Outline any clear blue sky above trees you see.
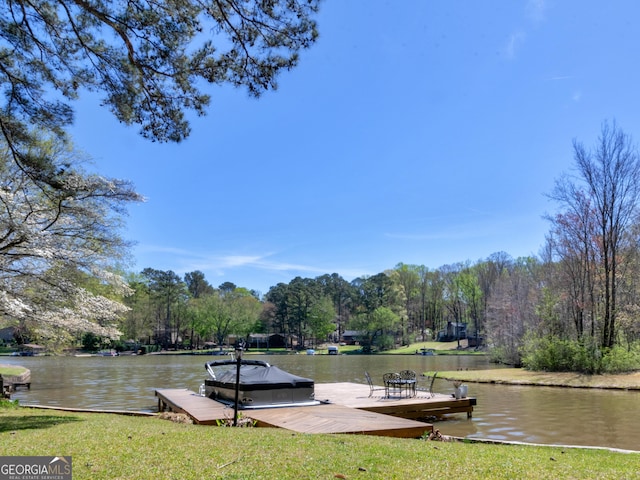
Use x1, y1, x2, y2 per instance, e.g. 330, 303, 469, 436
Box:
71, 0, 640, 294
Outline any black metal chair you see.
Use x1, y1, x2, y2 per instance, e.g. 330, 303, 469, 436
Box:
426, 371, 438, 398
383, 372, 402, 398
364, 371, 386, 397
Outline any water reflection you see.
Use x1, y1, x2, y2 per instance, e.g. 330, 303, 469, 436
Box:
4, 354, 640, 451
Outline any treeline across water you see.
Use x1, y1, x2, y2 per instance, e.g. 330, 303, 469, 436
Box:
115, 123, 640, 374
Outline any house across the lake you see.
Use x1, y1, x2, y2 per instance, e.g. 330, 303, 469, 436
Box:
437, 322, 467, 342
247, 333, 287, 349
341, 330, 362, 345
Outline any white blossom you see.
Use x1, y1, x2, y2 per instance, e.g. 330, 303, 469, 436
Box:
0, 135, 142, 338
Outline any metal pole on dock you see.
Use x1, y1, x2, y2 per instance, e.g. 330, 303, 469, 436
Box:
233, 344, 243, 426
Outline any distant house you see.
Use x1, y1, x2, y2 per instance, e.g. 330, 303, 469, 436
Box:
247, 333, 286, 349
341, 330, 362, 345
437, 322, 467, 342
18, 344, 45, 356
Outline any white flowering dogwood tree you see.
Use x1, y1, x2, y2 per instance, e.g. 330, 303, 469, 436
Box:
0, 134, 143, 340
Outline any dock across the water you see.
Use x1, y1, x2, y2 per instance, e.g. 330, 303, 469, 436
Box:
0, 367, 31, 398
155, 382, 475, 438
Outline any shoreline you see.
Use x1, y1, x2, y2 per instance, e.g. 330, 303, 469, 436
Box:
436, 367, 640, 390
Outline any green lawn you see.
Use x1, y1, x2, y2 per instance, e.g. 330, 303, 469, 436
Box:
387, 341, 479, 355
0, 404, 637, 479
435, 368, 640, 390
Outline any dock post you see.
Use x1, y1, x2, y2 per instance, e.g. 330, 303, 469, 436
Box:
233, 343, 243, 426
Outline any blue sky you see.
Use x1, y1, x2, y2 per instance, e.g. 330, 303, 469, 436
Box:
69, 0, 640, 295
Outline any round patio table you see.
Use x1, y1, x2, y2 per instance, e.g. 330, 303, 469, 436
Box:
383, 372, 416, 398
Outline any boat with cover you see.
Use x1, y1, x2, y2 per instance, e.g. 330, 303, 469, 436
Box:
204, 359, 318, 409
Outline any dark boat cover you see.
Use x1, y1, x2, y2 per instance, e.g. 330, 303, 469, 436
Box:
214, 365, 313, 391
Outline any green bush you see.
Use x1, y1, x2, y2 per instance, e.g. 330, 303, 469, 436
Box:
81, 332, 101, 352
521, 335, 599, 373
521, 335, 640, 373
488, 344, 522, 366
374, 334, 394, 351
488, 345, 508, 364
600, 343, 640, 373
0, 398, 19, 409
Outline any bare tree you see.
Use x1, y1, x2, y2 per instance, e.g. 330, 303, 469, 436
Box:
549, 121, 640, 347
485, 258, 541, 365
545, 189, 598, 339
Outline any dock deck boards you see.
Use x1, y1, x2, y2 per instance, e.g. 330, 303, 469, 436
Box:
315, 382, 476, 419
155, 381, 476, 438
248, 403, 431, 438
156, 388, 231, 425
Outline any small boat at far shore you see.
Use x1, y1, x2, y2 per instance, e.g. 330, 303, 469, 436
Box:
417, 348, 435, 356
203, 359, 318, 409
97, 349, 119, 356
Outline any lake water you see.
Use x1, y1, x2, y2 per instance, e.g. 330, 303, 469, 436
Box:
4, 353, 640, 452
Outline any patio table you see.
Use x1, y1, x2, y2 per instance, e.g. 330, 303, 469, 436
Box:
383, 372, 416, 398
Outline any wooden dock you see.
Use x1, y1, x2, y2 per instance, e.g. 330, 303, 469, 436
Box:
155, 388, 432, 438
156, 381, 475, 438
0, 368, 31, 398
0, 367, 31, 393
315, 382, 476, 419
156, 388, 230, 425
248, 403, 431, 438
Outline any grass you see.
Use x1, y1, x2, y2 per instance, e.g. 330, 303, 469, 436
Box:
0, 364, 28, 376
0, 404, 637, 479
387, 341, 480, 355
435, 368, 640, 390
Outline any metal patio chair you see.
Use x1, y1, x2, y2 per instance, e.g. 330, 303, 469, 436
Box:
383, 372, 402, 398
364, 371, 386, 397
426, 371, 438, 398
